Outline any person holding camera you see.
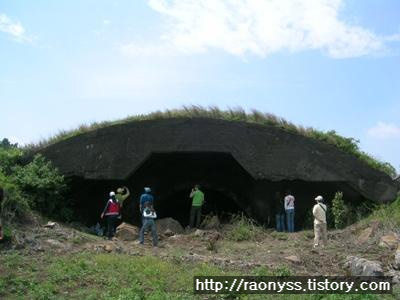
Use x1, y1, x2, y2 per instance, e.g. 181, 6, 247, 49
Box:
116, 186, 130, 208
189, 184, 204, 229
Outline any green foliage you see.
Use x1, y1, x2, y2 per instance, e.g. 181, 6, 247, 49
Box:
0, 140, 69, 224
0, 185, 31, 224
331, 191, 349, 229
13, 154, 68, 218
365, 194, 400, 230
0, 143, 23, 176
25, 106, 397, 177
227, 213, 263, 242
0, 138, 18, 149
270, 231, 288, 240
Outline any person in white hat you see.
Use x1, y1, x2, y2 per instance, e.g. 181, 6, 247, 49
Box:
312, 195, 327, 248
100, 191, 121, 240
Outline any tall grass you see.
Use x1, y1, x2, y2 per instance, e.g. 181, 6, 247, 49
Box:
25, 106, 397, 177
227, 213, 264, 242
365, 194, 400, 232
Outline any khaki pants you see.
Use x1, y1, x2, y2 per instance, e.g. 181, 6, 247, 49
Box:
314, 222, 327, 247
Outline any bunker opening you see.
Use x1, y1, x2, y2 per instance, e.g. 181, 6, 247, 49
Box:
66, 152, 368, 229
124, 152, 255, 226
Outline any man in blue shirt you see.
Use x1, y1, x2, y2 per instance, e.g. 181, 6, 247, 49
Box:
139, 187, 154, 223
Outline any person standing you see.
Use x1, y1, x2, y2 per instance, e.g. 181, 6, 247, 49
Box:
139, 202, 158, 246
274, 192, 285, 232
313, 195, 327, 248
140, 187, 154, 222
284, 190, 295, 232
116, 186, 130, 208
100, 191, 121, 240
189, 185, 204, 229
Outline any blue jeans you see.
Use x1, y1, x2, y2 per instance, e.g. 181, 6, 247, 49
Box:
139, 219, 158, 246
285, 209, 295, 232
275, 213, 285, 232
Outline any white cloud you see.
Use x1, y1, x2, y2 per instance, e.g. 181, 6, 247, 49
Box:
103, 19, 111, 26
368, 122, 400, 139
0, 13, 32, 43
147, 0, 398, 58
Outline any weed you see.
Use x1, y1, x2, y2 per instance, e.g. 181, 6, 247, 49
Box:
332, 191, 348, 229
227, 213, 263, 242
271, 231, 289, 240
363, 194, 400, 233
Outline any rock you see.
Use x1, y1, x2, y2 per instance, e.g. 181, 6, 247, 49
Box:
194, 229, 205, 237
345, 256, 384, 276
104, 244, 113, 253
44, 221, 57, 229
379, 233, 399, 249
163, 229, 175, 237
356, 221, 381, 245
394, 250, 400, 270
45, 239, 63, 248
194, 229, 221, 241
156, 218, 184, 235
386, 270, 400, 284
115, 223, 139, 241
284, 255, 301, 264
356, 227, 374, 245
201, 215, 221, 230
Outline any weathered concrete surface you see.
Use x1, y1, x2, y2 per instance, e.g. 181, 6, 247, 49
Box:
41, 118, 397, 203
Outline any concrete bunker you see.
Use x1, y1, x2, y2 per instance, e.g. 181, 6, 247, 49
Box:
40, 117, 398, 228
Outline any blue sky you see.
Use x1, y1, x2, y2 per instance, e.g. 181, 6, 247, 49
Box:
1, 0, 399, 173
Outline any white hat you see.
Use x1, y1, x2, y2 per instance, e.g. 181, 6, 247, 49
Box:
144, 187, 151, 192
109, 191, 116, 197
315, 195, 323, 201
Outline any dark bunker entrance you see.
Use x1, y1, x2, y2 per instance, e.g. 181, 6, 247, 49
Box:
67, 153, 368, 229
124, 152, 255, 227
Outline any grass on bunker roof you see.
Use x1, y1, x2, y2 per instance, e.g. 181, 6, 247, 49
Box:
25, 105, 396, 177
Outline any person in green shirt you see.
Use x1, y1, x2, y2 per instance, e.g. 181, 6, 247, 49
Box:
116, 186, 130, 208
189, 184, 204, 229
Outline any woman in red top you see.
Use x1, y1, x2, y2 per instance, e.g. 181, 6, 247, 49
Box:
101, 191, 120, 240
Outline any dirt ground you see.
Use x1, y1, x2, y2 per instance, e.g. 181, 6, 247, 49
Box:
1, 219, 395, 277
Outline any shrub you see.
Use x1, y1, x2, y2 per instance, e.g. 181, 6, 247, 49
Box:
0, 140, 69, 223
227, 213, 263, 241
12, 154, 69, 220
0, 185, 31, 225
366, 194, 400, 231
332, 191, 349, 229
0, 143, 23, 175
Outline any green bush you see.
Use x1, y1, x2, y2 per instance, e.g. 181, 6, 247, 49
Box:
13, 154, 68, 218
365, 194, 400, 230
0, 185, 31, 224
227, 213, 263, 241
332, 191, 349, 229
0, 140, 69, 223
